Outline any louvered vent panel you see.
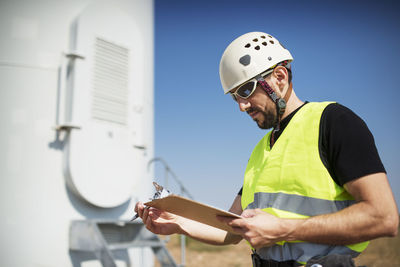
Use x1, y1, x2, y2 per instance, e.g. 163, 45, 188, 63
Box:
92, 37, 129, 125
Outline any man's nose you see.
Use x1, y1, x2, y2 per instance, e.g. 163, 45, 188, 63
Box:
237, 97, 251, 112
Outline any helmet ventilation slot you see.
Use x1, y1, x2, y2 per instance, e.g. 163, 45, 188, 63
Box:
245, 35, 274, 50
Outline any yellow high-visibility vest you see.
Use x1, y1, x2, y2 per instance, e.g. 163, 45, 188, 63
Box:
241, 102, 368, 264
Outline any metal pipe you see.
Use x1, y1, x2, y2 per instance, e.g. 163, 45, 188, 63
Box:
147, 157, 195, 267
147, 157, 194, 200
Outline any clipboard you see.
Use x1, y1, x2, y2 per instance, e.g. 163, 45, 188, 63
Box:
145, 194, 241, 233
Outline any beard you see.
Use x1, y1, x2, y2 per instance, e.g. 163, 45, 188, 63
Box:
248, 106, 277, 130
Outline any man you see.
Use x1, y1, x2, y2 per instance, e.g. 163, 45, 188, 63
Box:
135, 32, 398, 266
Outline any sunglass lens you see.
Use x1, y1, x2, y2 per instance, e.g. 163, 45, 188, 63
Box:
237, 82, 256, 98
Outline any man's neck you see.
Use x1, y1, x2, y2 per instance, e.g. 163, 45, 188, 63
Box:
281, 89, 303, 120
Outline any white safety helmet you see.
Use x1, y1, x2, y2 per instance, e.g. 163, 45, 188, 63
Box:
219, 32, 293, 94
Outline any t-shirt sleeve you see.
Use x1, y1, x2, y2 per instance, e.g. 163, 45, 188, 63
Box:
320, 103, 386, 186
238, 187, 243, 196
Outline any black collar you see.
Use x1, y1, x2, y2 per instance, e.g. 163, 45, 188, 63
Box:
271, 101, 309, 146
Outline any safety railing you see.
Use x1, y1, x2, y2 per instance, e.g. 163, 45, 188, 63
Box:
148, 157, 194, 267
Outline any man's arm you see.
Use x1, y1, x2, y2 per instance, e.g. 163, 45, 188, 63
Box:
286, 172, 398, 243
219, 173, 398, 249
136, 194, 243, 246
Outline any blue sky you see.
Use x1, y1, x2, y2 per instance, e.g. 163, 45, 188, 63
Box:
154, 0, 400, 210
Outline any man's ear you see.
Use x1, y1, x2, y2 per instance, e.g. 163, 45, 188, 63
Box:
273, 66, 289, 93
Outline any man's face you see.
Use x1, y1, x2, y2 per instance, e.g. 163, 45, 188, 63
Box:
232, 85, 278, 130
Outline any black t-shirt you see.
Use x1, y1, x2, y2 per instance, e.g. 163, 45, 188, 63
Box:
238, 102, 385, 195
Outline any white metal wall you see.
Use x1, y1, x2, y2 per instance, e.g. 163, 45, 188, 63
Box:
0, 0, 154, 266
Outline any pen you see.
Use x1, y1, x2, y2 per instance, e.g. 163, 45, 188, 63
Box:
130, 213, 139, 221
130, 182, 170, 221
130, 206, 150, 221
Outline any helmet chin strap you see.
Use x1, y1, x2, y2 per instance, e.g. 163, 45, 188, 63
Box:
255, 76, 291, 119
256, 77, 292, 146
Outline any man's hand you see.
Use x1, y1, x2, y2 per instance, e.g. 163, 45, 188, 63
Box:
218, 209, 291, 249
135, 202, 182, 235
135, 199, 244, 246
218, 173, 398, 249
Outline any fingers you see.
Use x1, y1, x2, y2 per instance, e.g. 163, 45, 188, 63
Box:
217, 216, 248, 234
135, 202, 143, 216
137, 204, 156, 232
217, 216, 246, 228
217, 216, 259, 247
134, 202, 149, 222
144, 210, 155, 231
134, 202, 140, 212
241, 209, 257, 218
135, 202, 175, 235
142, 206, 151, 222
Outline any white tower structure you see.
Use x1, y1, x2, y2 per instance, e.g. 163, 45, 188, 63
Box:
0, 1, 176, 266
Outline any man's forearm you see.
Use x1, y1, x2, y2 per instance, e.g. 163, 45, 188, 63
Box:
219, 173, 398, 249
284, 199, 398, 245
178, 217, 242, 245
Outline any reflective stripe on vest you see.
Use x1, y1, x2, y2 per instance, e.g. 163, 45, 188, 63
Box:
241, 102, 369, 263
256, 242, 360, 264
246, 192, 355, 217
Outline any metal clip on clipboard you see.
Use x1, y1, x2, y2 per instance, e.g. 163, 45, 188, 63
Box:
130, 182, 171, 221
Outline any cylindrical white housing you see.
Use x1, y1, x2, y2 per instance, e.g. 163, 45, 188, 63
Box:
0, 0, 155, 266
